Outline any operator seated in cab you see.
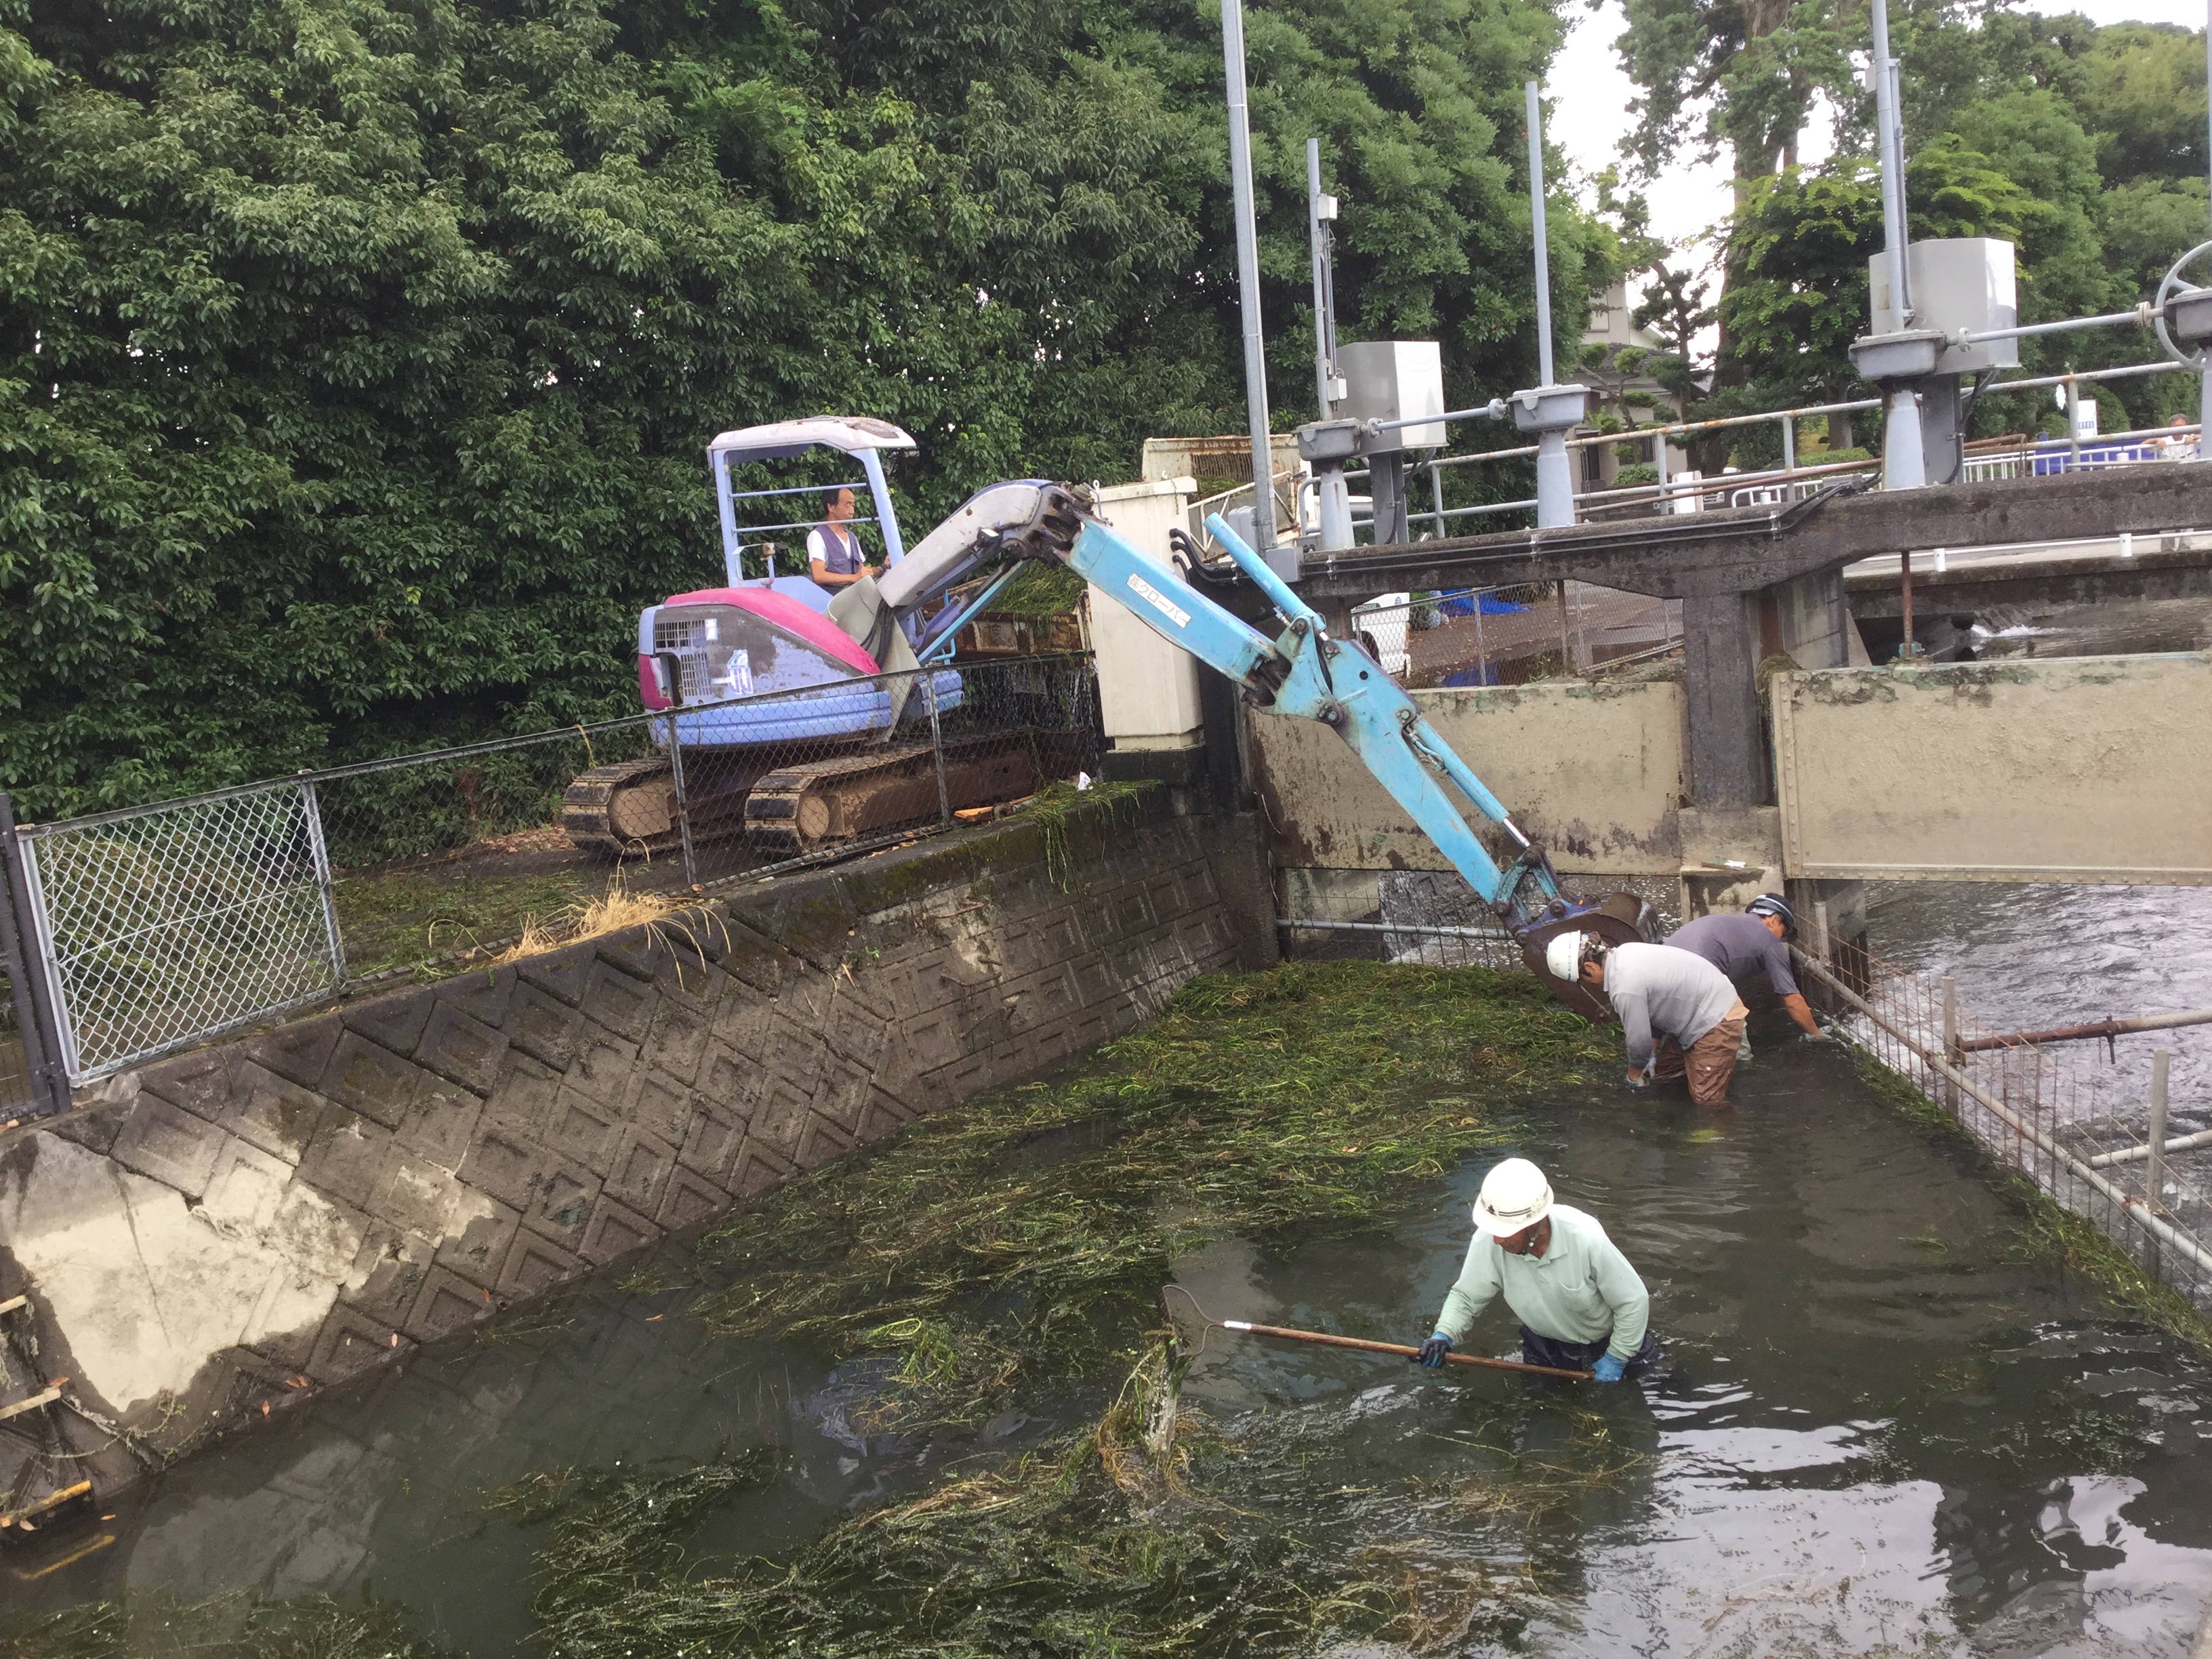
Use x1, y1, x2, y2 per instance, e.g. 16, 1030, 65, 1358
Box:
1414, 1157, 1658, 1382
1547, 930, 1748, 1107
808, 486, 880, 589
1664, 894, 1826, 1061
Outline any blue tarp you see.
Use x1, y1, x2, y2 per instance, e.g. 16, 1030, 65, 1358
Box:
1437, 592, 1530, 618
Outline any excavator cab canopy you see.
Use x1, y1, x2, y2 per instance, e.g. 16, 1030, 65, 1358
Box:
706, 418, 919, 611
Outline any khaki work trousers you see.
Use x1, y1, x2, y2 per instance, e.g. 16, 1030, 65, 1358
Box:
1653, 1000, 1750, 1106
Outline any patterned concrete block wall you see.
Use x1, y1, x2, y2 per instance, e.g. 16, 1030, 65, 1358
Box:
0, 806, 1273, 1507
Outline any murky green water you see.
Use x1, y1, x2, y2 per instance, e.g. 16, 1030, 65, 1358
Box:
14, 1010, 2212, 1655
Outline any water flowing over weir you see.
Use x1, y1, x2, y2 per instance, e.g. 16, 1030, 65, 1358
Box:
11, 963, 2212, 1656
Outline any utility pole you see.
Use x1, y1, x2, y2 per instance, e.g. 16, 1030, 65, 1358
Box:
1510, 80, 1589, 529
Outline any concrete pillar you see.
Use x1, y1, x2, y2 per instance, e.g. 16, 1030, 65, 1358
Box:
1681, 591, 1766, 808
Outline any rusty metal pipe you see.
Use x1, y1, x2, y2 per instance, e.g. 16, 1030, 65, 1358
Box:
1957, 1007, 2212, 1052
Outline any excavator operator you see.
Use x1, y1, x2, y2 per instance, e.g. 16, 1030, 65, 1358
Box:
808, 487, 879, 588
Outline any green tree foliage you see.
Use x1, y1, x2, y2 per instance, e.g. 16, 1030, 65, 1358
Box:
1617, 1, 2212, 456
0, 0, 1608, 817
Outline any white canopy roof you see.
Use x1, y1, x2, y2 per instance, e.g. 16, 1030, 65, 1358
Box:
705, 417, 917, 466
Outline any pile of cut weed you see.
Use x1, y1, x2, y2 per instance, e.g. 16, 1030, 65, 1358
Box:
695, 960, 1608, 1429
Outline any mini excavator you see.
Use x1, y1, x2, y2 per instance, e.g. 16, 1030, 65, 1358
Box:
561, 417, 1652, 1011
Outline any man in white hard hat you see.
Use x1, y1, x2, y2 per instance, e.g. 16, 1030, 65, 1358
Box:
1544, 930, 1748, 1107
1414, 1156, 1657, 1382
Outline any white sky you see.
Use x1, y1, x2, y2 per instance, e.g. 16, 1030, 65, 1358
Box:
1548, 0, 2211, 339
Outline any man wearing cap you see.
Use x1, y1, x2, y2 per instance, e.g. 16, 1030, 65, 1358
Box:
1545, 931, 1748, 1107
1664, 895, 1824, 1058
1414, 1157, 1658, 1382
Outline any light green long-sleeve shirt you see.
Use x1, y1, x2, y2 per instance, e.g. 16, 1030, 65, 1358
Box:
1433, 1204, 1650, 1359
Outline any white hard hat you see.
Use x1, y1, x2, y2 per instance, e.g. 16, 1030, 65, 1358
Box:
1474, 1157, 1555, 1237
1543, 931, 1586, 981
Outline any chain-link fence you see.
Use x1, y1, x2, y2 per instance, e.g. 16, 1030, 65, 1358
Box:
9, 655, 1100, 1086
1349, 583, 1683, 691
1793, 933, 2212, 1307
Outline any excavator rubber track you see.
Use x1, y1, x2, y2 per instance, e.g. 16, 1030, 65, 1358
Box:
562, 754, 776, 859
745, 731, 1091, 853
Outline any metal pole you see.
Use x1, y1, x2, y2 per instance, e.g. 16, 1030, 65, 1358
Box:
0, 793, 66, 1117
1780, 413, 1796, 484
924, 672, 952, 826
1308, 138, 1333, 418
1222, 0, 1277, 556
1872, 23, 1910, 327
1898, 547, 1913, 659
2068, 375, 2082, 472
2146, 1048, 2171, 1214
298, 779, 348, 991
1473, 600, 1487, 684
1942, 975, 1960, 1112
664, 724, 699, 890
1525, 80, 1556, 388
1429, 459, 1445, 537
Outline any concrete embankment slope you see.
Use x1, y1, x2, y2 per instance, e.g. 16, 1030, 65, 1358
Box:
0, 803, 1273, 1504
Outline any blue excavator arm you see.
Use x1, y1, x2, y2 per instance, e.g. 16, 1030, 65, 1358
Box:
1061, 510, 1571, 933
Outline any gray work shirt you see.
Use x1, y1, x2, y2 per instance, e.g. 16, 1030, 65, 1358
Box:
1434, 1204, 1650, 1359
1602, 941, 1742, 1068
1666, 913, 1798, 998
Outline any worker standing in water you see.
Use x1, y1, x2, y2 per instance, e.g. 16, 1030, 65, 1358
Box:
1414, 1157, 1658, 1382
1665, 894, 1825, 1062
807, 486, 879, 589
1547, 932, 1748, 1107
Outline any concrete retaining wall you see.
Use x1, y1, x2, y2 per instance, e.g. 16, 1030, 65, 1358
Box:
0, 805, 1273, 1504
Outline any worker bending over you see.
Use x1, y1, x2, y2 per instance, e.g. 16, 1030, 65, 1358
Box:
1665, 894, 1824, 1056
1415, 1158, 1658, 1382
1547, 932, 1748, 1107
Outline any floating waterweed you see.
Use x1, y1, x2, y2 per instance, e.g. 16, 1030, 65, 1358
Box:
692, 961, 1609, 1431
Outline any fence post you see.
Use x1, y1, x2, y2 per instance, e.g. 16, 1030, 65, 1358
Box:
1780, 412, 1796, 487
1429, 460, 1446, 538
663, 722, 701, 890
298, 778, 348, 992
2147, 1048, 2171, 1217
922, 671, 952, 825
0, 793, 71, 1117
1941, 975, 1960, 1115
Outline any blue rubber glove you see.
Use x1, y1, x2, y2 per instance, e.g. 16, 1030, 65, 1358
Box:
1414, 1332, 1453, 1368
1591, 1352, 1626, 1383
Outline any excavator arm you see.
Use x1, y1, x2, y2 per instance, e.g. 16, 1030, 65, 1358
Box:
1057, 503, 1567, 933
834, 478, 1651, 993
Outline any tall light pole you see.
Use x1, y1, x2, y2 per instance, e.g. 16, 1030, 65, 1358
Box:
1221, 0, 1282, 568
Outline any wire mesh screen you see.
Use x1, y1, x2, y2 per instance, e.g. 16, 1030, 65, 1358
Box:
1799, 937, 2212, 1309
20, 784, 342, 1080
1351, 583, 1683, 691
11, 655, 1100, 1083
